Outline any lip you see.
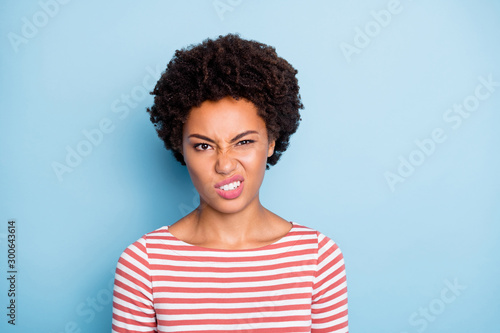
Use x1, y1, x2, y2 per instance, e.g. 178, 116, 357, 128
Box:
214, 174, 244, 200
214, 174, 244, 188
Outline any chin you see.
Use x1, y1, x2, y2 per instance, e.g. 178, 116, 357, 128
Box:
200, 194, 255, 215
208, 201, 247, 215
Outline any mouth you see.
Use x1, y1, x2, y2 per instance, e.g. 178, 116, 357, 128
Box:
214, 175, 244, 200
217, 180, 242, 191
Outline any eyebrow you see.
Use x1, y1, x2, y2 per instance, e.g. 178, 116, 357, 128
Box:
188, 130, 259, 143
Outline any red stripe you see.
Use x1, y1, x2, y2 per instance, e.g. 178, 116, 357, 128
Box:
113, 301, 153, 318
154, 269, 314, 284
312, 300, 348, 320
312, 319, 349, 332
118, 253, 151, 284
314, 263, 346, 293
155, 303, 311, 315
113, 290, 153, 313
154, 281, 312, 294
115, 267, 150, 295
124, 242, 149, 268
112, 323, 155, 333
314, 281, 348, 305
112, 312, 156, 328
155, 292, 313, 304
150, 258, 316, 273
113, 278, 152, 306
158, 314, 312, 326
148, 245, 318, 263
156, 327, 312, 333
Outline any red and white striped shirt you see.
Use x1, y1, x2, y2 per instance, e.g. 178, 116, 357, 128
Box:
112, 222, 348, 332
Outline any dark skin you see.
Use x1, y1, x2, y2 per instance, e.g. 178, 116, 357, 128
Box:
168, 96, 292, 250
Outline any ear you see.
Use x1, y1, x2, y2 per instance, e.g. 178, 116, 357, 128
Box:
267, 140, 276, 157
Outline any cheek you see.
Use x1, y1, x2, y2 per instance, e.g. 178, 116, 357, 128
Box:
186, 164, 211, 200
184, 154, 206, 185
184, 154, 218, 198
238, 146, 269, 172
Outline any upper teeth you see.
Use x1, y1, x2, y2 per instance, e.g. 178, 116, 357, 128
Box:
220, 181, 241, 191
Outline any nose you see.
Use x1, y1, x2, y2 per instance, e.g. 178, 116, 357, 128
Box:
215, 151, 236, 175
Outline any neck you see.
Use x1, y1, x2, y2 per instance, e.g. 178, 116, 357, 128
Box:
191, 195, 271, 249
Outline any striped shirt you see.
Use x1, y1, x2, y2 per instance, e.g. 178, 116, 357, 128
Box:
112, 222, 348, 332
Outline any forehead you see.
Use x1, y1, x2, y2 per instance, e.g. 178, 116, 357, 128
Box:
183, 97, 266, 135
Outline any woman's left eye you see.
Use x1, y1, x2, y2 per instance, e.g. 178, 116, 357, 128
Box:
237, 140, 254, 146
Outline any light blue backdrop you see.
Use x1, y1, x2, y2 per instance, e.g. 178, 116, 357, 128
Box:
1, 0, 499, 332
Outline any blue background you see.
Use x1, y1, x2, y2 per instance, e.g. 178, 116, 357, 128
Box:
1, 0, 499, 332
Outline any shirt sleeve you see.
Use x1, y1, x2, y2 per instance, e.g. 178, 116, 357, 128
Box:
111, 236, 157, 332
311, 232, 349, 333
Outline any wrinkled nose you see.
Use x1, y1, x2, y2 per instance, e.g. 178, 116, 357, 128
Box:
215, 151, 236, 175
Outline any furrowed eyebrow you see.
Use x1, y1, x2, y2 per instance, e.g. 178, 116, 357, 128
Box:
188, 130, 258, 144
188, 134, 215, 143
230, 130, 258, 143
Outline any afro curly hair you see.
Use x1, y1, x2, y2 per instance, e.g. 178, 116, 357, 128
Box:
147, 33, 303, 169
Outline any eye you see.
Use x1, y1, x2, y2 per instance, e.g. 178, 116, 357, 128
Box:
236, 139, 255, 146
194, 143, 212, 151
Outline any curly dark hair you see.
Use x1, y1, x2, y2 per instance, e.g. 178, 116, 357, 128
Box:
147, 33, 303, 168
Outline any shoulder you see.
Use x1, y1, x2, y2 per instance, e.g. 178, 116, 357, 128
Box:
291, 222, 344, 257
290, 222, 336, 243
118, 225, 171, 258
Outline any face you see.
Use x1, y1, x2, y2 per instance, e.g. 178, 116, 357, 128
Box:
182, 96, 275, 215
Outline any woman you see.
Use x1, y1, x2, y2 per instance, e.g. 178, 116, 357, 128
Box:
112, 34, 348, 332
